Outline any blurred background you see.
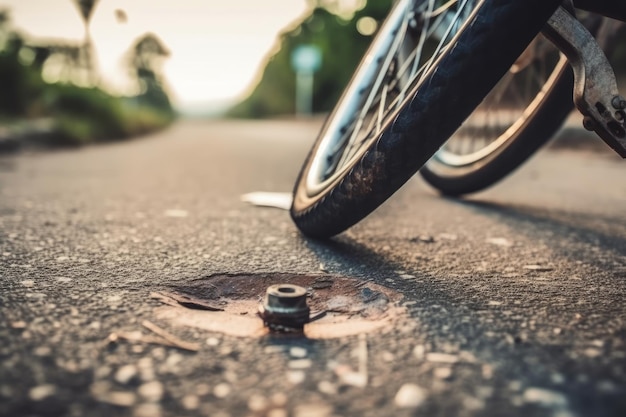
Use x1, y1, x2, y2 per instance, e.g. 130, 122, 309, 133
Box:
0, 0, 393, 149
0, 0, 624, 150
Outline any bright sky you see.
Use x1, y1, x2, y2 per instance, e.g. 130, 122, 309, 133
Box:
0, 0, 310, 108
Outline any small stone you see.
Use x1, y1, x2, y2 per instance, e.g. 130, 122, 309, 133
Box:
206, 337, 220, 347
317, 381, 337, 395
29, 384, 56, 401
181, 395, 200, 410
133, 403, 162, 417
583, 348, 601, 358
289, 347, 308, 358
410, 235, 434, 243
287, 371, 306, 385
288, 359, 312, 369
11, 321, 27, 329
268, 409, 288, 417
248, 394, 268, 412
56, 277, 72, 283
486, 238, 512, 247
523, 265, 554, 272
413, 345, 426, 360
213, 383, 231, 398
20, 280, 35, 288
33, 346, 52, 357
103, 391, 137, 407
523, 387, 568, 407
339, 372, 367, 388
394, 383, 427, 409
294, 403, 332, 417
138, 381, 164, 402
433, 367, 453, 380
164, 209, 188, 218
115, 365, 138, 385
426, 353, 458, 364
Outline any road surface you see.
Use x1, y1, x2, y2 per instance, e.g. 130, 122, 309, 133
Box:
0, 119, 625, 417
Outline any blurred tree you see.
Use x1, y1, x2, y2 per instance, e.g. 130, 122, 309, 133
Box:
228, 0, 392, 118
72, 0, 100, 85
126, 33, 173, 113
0, 10, 44, 116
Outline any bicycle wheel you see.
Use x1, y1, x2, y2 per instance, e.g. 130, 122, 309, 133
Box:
291, 0, 562, 238
419, 36, 574, 196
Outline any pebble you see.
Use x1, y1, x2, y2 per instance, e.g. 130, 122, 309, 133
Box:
213, 383, 231, 398
33, 346, 52, 357
287, 371, 306, 385
433, 367, 453, 380
115, 365, 138, 385
426, 353, 458, 364
267, 409, 288, 417
133, 403, 162, 417
289, 347, 308, 358
522, 387, 568, 407
20, 280, 35, 288
164, 209, 188, 218
138, 381, 164, 402
486, 237, 512, 247
523, 265, 554, 272
181, 395, 200, 410
294, 403, 332, 417
394, 383, 427, 409
29, 384, 56, 401
288, 359, 312, 369
248, 394, 268, 412
103, 391, 137, 407
413, 345, 426, 360
318, 381, 338, 395
206, 337, 220, 347
339, 372, 367, 388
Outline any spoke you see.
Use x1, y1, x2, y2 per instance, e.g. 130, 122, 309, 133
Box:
418, 0, 469, 85
334, 11, 411, 171
425, 0, 459, 18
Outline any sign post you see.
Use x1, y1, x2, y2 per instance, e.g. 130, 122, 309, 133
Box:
291, 45, 322, 117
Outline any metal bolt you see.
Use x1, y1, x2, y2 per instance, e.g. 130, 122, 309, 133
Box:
612, 96, 626, 110
258, 284, 311, 333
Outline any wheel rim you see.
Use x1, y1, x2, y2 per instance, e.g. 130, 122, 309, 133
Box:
305, 0, 482, 197
431, 35, 567, 168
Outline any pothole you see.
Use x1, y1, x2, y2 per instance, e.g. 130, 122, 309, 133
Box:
152, 273, 406, 339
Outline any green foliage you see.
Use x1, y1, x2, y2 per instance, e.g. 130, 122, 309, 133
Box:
0, 10, 175, 148
228, 0, 393, 118
43, 83, 174, 146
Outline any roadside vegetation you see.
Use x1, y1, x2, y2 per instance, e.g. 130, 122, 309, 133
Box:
0, 2, 175, 150
227, 0, 393, 118
228, 0, 626, 119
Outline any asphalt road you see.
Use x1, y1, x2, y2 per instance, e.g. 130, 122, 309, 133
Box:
1, 119, 625, 417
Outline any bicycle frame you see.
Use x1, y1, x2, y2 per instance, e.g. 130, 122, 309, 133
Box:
543, 3, 626, 157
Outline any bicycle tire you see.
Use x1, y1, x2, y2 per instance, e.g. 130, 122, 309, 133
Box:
291, 0, 562, 238
420, 58, 575, 196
